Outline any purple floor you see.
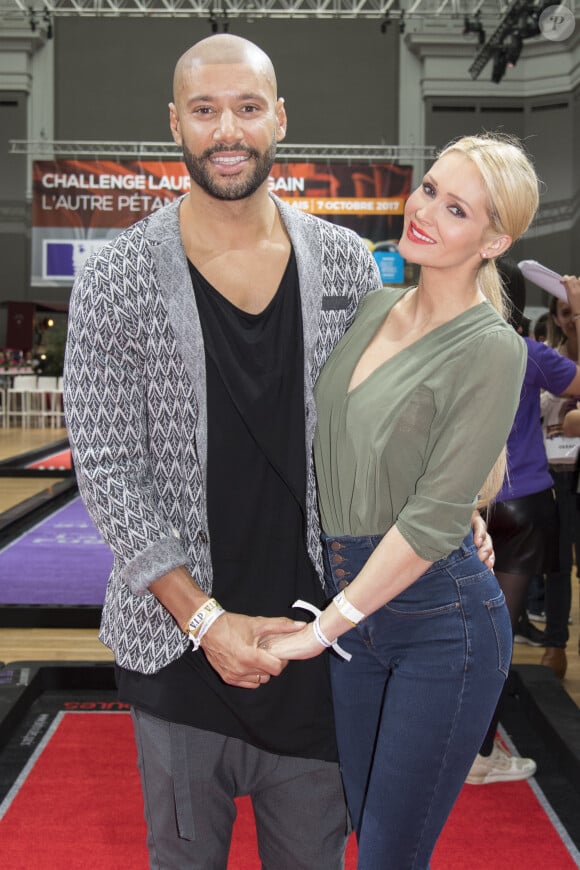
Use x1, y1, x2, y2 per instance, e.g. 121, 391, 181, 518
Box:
0, 497, 113, 605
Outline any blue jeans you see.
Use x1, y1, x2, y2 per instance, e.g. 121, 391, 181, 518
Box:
322, 532, 512, 870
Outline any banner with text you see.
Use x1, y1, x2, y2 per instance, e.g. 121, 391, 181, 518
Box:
32, 159, 412, 285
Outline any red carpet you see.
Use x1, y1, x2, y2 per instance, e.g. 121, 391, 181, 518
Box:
0, 712, 577, 869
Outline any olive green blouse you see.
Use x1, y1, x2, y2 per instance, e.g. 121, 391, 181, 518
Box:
313, 287, 526, 562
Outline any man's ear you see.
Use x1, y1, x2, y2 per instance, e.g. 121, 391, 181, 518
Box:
169, 103, 182, 146
275, 97, 287, 143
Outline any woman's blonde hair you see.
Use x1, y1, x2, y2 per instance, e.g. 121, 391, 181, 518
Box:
438, 134, 540, 505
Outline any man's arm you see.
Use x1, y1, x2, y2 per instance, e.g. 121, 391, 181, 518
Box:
150, 566, 306, 689
65, 254, 304, 685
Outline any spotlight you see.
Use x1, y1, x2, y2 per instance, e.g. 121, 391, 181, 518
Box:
517, 10, 540, 37
463, 13, 486, 46
43, 9, 53, 39
504, 31, 523, 66
469, 0, 550, 82
491, 47, 508, 84
380, 13, 391, 34
28, 8, 37, 32
517, 1, 553, 38
246, 0, 257, 24
208, 8, 229, 33
399, 11, 406, 34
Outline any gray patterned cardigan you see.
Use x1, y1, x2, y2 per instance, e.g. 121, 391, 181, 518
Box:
64, 195, 382, 674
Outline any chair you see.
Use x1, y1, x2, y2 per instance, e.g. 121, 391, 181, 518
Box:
50, 376, 65, 428
0, 377, 7, 427
7, 374, 38, 427
31, 376, 58, 427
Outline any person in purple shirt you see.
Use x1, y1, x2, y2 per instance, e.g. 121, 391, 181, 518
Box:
467, 258, 580, 785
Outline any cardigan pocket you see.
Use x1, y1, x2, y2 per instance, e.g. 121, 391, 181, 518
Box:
321, 294, 351, 311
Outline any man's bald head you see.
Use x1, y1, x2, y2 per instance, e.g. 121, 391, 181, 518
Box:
168, 34, 286, 202
173, 34, 278, 103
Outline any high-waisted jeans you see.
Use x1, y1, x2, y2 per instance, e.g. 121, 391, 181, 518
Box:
322, 531, 512, 870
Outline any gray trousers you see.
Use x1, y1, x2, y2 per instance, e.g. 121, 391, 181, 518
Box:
131, 708, 349, 870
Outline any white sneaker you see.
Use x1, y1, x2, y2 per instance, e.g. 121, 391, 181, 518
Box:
466, 741, 536, 785
527, 610, 546, 623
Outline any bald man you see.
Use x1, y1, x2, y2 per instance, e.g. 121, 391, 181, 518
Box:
65, 33, 381, 868
65, 34, 490, 868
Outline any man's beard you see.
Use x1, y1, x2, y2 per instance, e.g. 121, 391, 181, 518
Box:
182, 139, 277, 201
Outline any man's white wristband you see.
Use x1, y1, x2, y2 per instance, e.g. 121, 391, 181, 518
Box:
183, 598, 225, 651
332, 591, 365, 627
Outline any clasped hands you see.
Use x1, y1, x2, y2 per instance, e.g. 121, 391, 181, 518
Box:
201, 511, 494, 689
199, 609, 315, 690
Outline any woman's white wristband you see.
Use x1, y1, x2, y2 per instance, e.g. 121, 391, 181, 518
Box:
333, 591, 365, 626
312, 614, 334, 648
292, 599, 352, 662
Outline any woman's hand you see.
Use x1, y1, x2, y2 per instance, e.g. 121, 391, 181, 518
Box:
471, 510, 495, 570
562, 275, 580, 314
259, 623, 325, 661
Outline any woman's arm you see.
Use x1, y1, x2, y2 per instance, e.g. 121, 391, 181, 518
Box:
265, 331, 527, 658
560, 276, 580, 394
265, 328, 525, 661
562, 405, 580, 437
262, 525, 430, 660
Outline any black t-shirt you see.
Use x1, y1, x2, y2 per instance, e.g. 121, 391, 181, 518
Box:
116, 249, 337, 762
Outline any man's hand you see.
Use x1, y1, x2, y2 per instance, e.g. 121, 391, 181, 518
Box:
471, 510, 495, 570
200, 613, 306, 689
148, 567, 307, 689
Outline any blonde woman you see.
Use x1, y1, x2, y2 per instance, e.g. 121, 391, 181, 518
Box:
264, 134, 539, 869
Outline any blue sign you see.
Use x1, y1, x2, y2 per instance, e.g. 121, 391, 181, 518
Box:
45, 242, 75, 279
373, 250, 404, 284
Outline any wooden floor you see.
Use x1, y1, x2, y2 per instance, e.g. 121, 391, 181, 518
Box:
0, 427, 579, 711
0, 426, 69, 513
0, 426, 68, 462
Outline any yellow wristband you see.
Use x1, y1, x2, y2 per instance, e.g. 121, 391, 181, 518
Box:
183, 598, 225, 650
